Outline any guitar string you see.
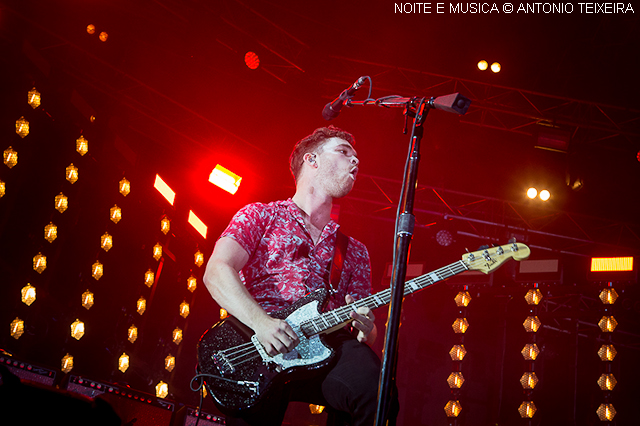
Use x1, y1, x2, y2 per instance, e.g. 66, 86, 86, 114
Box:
218, 250, 519, 368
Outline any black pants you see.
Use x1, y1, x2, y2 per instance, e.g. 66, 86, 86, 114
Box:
225, 330, 393, 426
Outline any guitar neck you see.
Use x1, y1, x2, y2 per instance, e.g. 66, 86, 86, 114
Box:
300, 260, 468, 337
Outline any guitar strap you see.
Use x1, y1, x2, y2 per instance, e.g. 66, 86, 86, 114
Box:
327, 230, 349, 295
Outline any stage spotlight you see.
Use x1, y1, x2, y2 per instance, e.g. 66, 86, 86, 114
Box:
209, 164, 242, 195
491, 62, 501, 73
21, 284, 36, 306
99, 31, 108, 42
188, 210, 208, 239
309, 405, 325, 415
591, 257, 633, 272
245, 51, 260, 70
87, 24, 96, 34
154, 174, 176, 205
435, 229, 453, 247
220, 308, 228, 319
526, 187, 537, 199
539, 189, 550, 201
477, 60, 488, 71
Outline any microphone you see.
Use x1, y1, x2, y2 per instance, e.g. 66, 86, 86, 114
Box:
322, 76, 367, 120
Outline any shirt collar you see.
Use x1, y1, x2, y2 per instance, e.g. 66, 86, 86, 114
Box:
283, 198, 340, 242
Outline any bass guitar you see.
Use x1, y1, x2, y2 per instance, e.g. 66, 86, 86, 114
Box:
197, 241, 530, 414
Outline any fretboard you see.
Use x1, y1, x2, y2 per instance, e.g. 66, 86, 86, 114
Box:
300, 260, 468, 337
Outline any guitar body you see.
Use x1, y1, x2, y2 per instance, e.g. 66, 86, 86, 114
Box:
196, 242, 531, 415
197, 289, 335, 415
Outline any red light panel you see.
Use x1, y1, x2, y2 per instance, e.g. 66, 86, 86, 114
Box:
154, 174, 175, 205
209, 164, 242, 195
591, 257, 633, 272
188, 210, 207, 239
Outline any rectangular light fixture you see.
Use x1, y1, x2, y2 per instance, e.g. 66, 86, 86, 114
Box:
154, 174, 175, 205
209, 164, 242, 195
591, 257, 634, 272
188, 210, 207, 239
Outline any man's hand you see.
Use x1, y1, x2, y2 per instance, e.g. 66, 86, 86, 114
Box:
346, 294, 377, 344
253, 316, 300, 356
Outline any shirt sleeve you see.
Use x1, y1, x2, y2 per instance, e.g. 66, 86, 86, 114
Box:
343, 237, 373, 300
219, 202, 269, 258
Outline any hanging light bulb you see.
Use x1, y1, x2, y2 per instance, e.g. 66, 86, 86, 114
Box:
101, 233, 113, 252
92, 261, 103, 280
449, 345, 467, 361
10, 317, 24, 339
179, 301, 190, 318
194, 250, 204, 267
128, 325, 138, 343
599, 288, 619, 304
153, 243, 163, 261
44, 222, 58, 243
598, 316, 618, 332
452, 318, 469, 334
523, 316, 541, 332
165, 354, 176, 372
309, 404, 325, 415
598, 344, 617, 361
61, 354, 74, 373
220, 308, 228, 320
4, 146, 18, 168
447, 372, 465, 389
70, 319, 85, 340
55, 193, 69, 213
444, 400, 462, 417
66, 164, 79, 184
33, 253, 47, 274
137, 297, 146, 315
21, 284, 36, 306
76, 135, 88, 156
156, 381, 168, 399
518, 401, 536, 418
118, 353, 130, 373
110, 204, 122, 223
0, 180, 5, 197
520, 372, 539, 389
187, 275, 197, 292
28, 88, 41, 109
454, 291, 471, 307
82, 290, 94, 310
144, 269, 155, 287
119, 177, 130, 196
172, 327, 183, 345
160, 216, 171, 235
16, 117, 29, 138
521, 343, 540, 361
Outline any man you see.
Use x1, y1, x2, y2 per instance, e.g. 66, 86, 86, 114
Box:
203, 126, 381, 426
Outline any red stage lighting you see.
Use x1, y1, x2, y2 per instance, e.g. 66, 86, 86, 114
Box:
154, 174, 175, 205
245, 52, 260, 69
188, 210, 207, 239
209, 164, 242, 194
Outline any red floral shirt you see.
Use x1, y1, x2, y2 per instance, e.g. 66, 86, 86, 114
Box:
220, 199, 372, 314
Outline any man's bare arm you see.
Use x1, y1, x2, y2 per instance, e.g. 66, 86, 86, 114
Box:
203, 237, 299, 355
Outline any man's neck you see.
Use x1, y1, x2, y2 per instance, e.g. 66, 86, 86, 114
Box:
291, 187, 333, 232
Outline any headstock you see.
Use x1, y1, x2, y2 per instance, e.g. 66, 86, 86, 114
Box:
461, 242, 530, 274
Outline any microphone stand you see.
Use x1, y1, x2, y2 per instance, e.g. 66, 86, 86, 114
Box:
347, 92, 470, 426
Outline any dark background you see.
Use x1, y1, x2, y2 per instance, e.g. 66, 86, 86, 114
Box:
1, 1, 639, 425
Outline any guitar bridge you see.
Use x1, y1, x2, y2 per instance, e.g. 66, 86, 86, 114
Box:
212, 351, 235, 375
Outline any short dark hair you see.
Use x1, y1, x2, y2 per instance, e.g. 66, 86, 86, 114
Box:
289, 125, 355, 182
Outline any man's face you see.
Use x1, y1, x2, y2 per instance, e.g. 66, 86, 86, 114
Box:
314, 137, 359, 198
